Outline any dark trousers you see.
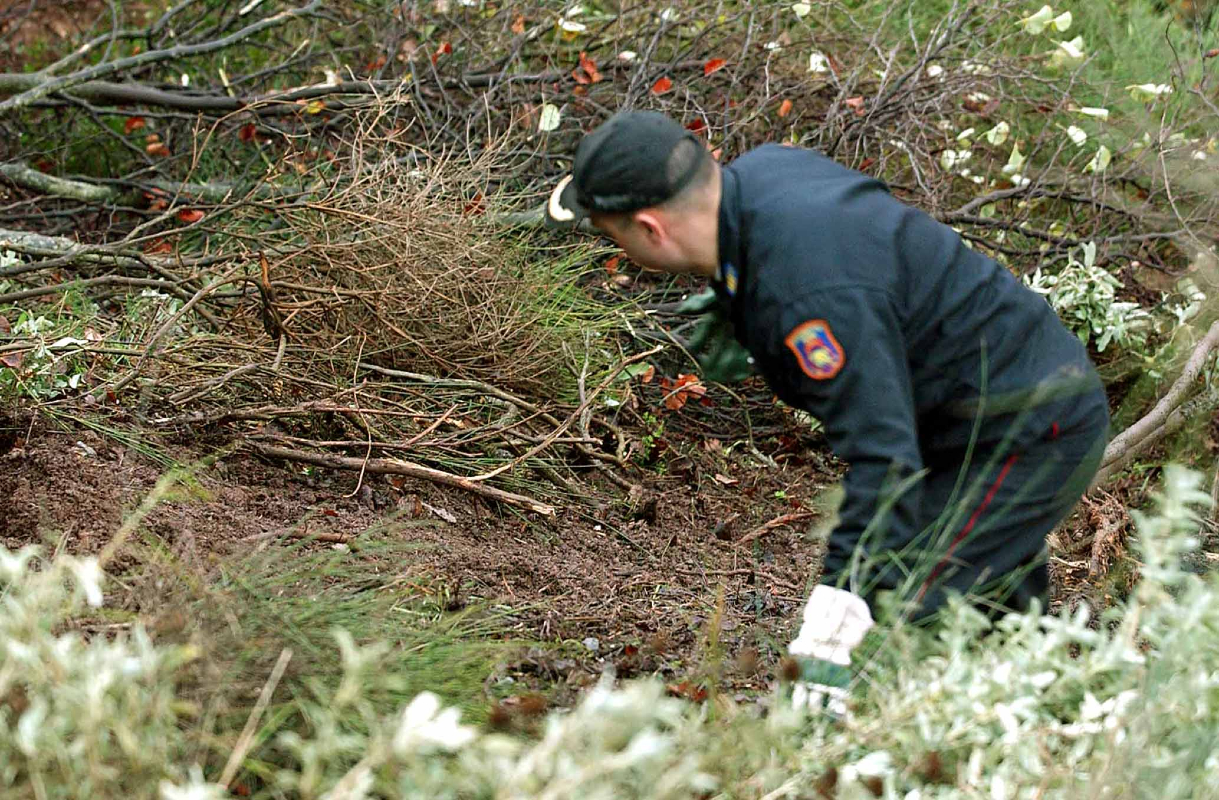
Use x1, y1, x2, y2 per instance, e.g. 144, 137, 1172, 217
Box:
848, 390, 1110, 623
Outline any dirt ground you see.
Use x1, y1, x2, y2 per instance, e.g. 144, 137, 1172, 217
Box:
1, 403, 852, 700
1, 396, 1136, 707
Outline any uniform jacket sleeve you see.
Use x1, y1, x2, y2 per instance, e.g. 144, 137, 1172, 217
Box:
762, 286, 925, 590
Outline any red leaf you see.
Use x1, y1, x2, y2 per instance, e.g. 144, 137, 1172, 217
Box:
640, 364, 655, 384
778, 98, 793, 117
322, 508, 339, 517
685, 118, 707, 134
146, 142, 171, 157
666, 681, 708, 702
572, 51, 602, 84
463, 191, 485, 216
845, 96, 865, 116
124, 116, 146, 134
431, 41, 451, 65
651, 76, 673, 94
859, 157, 875, 171
511, 14, 526, 34
364, 54, 387, 73
604, 254, 621, 274
143, 238, 173, 255
623, 644, 639, 657
238, 123, 257, 142
176, 209, 204, 224
703, 58, 727, 76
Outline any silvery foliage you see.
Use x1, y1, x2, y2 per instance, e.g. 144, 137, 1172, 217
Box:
1025, 241, 1153, 352
2, 465, 1216, 799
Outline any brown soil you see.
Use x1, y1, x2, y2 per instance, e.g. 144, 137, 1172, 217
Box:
0, 404, 838, 700
0, 399, 1152, 704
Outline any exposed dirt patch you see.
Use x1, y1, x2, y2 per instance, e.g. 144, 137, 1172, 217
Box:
0, 406, 839, 699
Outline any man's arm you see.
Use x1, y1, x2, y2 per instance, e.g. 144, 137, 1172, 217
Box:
766, 286, 926, 596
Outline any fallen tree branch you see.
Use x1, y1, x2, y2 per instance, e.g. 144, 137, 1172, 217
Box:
735, 511, 817, 548
0, 162, 285, 204
0, 0, 324, 115
247, 442, 556, 516
1092, 387, 1219, 487
1097, 320, 1219, 479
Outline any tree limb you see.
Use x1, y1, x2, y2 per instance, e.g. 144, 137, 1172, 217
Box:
1099, 320, 1219, 473
247, 442, 556, 516
0, 0, 323, 114
1, 161, 290, 204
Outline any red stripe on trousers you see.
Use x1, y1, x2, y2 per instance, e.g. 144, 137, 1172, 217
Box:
917, 452, 1020, 603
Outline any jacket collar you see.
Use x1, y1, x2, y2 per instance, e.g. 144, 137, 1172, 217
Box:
712, 164, 746, 310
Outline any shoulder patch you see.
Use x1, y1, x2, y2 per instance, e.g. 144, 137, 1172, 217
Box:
784, 320, 844, 380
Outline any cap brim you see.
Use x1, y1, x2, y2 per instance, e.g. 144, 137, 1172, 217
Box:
544, 174, 587, 229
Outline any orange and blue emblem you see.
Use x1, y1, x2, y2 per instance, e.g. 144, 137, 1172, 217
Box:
785, 319, 844, 380
722, 262, 739, 296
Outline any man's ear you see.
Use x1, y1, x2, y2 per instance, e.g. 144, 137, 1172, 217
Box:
633, 210, 664, 242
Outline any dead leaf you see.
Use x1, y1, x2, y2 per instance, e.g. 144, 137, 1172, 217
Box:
714, 473, 739, 486
511, 14, 526, 34
666, 680, 708, 702
432, 41, 452, 64
1206, 48, 1219, 59
124, 116, 146, 134
238, 123, 257, 142
423, 502, 457, 523
0, 352, 24, 369
961, 95, 1000, 115
0, 316, 9, 334
463, 191, 485, 216
145, 132, 160, 144
604, 254, 621, 274
685, 118, 707, 135
572, 51, 602, 84
640, 364, 655, 384
778, 98, 793, 117
146, 142, 171, 157
703, 58, 727, 76
364, 54, 387, 73
845, 96, 865, 116
651, 76, 673, 94
660, 373, 706, 411
176, 209, 204, 224
143, 239, 173, 255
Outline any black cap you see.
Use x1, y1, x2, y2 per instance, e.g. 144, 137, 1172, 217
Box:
545, 110, 709, 228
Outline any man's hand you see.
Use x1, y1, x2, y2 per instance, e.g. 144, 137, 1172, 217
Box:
676, 289, 756, 384
787, 585, 874, 716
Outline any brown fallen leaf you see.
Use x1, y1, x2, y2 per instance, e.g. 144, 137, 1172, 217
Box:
714, 473, 739, 486
423, 502, 457, 523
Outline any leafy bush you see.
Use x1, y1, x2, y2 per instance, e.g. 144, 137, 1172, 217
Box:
2, 465, 1216, 798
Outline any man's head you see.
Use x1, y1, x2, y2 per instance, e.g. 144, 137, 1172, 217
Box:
545, 111, 721, 278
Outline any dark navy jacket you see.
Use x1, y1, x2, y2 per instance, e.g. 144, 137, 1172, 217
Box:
709, 144, 1104, 580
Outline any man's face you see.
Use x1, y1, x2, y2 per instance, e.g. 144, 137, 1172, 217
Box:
591, 211, 694, 275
